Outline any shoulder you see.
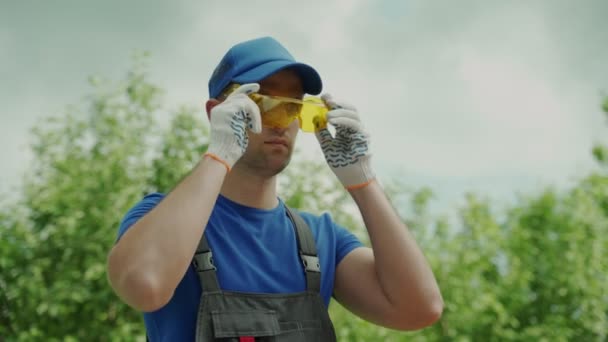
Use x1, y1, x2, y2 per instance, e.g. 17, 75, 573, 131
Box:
130, 192, 166, 209
287, 206, 364, 267
116, 192, 166, 240
123, 192, 166, 220
288, 208, 337, 230
286, 206, 361, 244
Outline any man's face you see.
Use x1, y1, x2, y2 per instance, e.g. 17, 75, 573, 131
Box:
235, 68, 304, 176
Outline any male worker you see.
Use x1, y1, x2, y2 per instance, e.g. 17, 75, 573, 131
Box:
107, 36, 443, 341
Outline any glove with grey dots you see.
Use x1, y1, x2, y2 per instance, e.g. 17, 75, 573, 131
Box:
315, 94, 375, 190
206, 83, 261, 171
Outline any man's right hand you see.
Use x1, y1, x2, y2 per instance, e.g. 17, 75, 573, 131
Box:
205, 83, 262, 170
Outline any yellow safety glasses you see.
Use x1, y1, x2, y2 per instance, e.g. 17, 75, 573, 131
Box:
224, 84, 329, 132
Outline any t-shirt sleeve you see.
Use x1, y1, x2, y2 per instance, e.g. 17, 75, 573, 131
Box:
116, 192, 166, 241
333, 223, 365, 265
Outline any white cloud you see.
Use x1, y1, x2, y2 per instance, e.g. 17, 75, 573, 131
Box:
1, 0, 607, 207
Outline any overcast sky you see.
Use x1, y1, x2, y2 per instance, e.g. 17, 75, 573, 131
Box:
2, 0, 607, 212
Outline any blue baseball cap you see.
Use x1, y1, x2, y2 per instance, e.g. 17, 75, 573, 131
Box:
208, 36, 322, 99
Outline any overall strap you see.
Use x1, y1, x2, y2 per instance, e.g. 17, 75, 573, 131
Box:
285, 206, 321, 293
191, 205, 322, 293
192, 233, 221, 292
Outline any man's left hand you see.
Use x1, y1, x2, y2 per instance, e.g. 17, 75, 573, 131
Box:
315, 94, 375, 190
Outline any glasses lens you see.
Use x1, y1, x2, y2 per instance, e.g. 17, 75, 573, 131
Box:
252, 95, 299, 129
247, 93, 328, 132
299, 97, 328, 133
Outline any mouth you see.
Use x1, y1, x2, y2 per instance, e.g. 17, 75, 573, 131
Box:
264, 139, 288, 148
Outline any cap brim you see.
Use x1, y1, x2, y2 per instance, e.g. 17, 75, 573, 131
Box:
233, 60, 322, 95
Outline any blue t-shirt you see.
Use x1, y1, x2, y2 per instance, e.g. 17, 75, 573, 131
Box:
117, 193, 363, 341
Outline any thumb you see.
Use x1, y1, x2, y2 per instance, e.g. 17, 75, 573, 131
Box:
247, 101, 262, 134
227, 83, 262, 134
315, 127, 334, 145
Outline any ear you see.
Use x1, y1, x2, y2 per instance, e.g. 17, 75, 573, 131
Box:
205, 99, 221, 120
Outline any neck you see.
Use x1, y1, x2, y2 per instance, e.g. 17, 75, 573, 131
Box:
220, 166, 279, 209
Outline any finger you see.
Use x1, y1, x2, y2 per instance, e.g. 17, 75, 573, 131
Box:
321, 93, 356, 111
329, 117, 362, 132
326, 108, 360, 122
321, 93, 339, 110
321, 93, 333, 103
238, 96, 262, 134
315, 127, 334, 144
228, 83, 260, 98
227, 84, 262, 133
247, 102, 262, 134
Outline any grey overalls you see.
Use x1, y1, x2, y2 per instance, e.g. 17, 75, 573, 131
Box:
191, 206, 338, 341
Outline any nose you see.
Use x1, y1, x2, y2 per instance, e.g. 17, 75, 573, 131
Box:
267, 125, 288, 134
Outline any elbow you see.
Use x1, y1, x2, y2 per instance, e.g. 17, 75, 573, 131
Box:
118, 270, 174, 312
420, 297, 444, 327
391, 296, 444, 331
107, 249, 174, 312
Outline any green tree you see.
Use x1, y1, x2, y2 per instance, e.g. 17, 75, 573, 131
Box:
0, 55, 362, 341
1, 56, 607, 341
0, 54, 164, 340
327, 96, 608, 341
148, 107, 208, 193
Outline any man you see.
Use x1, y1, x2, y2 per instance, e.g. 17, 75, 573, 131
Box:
107, 36, 443, 341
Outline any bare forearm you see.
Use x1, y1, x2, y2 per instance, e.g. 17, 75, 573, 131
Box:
349, 181, 443, 314
107, 156, 227, 311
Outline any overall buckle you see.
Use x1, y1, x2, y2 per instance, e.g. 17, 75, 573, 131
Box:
300, 253, 320, 273
193, 251, 216, 271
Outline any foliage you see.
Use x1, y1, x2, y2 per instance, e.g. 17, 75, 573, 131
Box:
1, 58, 607, 341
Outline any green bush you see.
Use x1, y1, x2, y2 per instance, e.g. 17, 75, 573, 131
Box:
1, 56, 606, 341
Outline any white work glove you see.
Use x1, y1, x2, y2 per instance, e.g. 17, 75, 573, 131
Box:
205, 83, 262, 171
315, 94, 375, 190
